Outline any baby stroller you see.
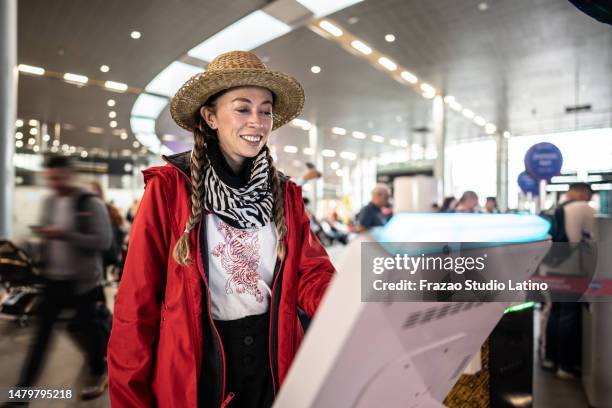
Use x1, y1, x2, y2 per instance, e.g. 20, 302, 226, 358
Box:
0, 240, 43, 326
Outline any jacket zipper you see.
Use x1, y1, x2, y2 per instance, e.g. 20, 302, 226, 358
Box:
197, 215, 229, 407
268, 256, 285, 395
220, 392, 235, 408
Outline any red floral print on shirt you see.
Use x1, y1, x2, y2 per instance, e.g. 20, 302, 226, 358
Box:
211, 221, 263, 303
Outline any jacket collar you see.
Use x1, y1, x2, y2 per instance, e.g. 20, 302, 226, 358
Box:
162, 151, 191, 179
162, 150, 289, 184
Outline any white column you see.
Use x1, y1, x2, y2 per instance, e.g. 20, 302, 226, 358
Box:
432, 95, 446, 203
0, 0, 17, 238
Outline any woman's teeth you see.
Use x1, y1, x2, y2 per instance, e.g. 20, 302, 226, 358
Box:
241, 135, 261, 143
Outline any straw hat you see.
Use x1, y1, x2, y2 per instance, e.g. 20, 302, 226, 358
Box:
170, 51, 304, 131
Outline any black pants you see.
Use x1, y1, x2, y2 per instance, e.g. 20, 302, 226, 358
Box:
545, 302, 582, 371
18, 280, 106, 387
213, 313, 274, 408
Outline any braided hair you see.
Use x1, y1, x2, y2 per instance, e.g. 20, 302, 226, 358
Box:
172, 89, 287, 265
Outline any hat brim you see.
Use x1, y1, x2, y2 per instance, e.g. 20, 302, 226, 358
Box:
170, 68, 304, 132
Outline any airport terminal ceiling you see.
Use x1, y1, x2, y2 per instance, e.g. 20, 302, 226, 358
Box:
16, 0, 612, 178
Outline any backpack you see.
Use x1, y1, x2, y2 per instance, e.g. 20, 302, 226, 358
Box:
73, 193, 119, 267
539, 200, 574, 243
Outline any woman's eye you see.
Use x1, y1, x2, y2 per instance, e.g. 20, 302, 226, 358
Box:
236, 108, 249, 113
261, 111, 272, 116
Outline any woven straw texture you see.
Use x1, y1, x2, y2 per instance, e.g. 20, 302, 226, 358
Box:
170, 51, 304, 131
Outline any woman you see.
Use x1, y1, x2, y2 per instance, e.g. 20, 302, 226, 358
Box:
108, 51, 335, 407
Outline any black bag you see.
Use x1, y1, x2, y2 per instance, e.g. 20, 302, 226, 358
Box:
539, 200, 573, 243
0, 240, 37, 286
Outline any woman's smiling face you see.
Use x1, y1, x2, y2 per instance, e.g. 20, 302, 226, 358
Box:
201, 86, 274, 173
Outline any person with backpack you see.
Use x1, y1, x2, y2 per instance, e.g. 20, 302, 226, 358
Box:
15, 155, 113, 400
542, 182, 596, 379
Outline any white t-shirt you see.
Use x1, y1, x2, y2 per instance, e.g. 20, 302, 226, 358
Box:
206, 213, 278, 321
563, 201, 597, 242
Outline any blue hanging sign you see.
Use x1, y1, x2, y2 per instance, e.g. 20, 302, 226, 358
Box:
518, 171, 539, 195
524, 142, 563, 180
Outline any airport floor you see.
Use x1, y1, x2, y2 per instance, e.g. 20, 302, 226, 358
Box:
0, 247, 591, 407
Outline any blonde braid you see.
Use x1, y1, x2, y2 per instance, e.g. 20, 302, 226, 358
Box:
265, 147, 287, 259
172, 125, 209, 265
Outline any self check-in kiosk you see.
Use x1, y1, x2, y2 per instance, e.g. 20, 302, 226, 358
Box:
274, 214, 551, 407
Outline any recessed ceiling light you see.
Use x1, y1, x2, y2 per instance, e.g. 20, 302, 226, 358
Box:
33, 145, 40, 152
485, 123, 497, 134
400, 71, 418, 84
503, 131, 512, 138
107, 99, 116, 107
28, 137, 36, 145
450, 101, 463, 111
42, 134, 50, 142
378, 57, 397, 71
18, 64, 45, 76
310, 65, 321, 74
478, 2, 489, 11
336, 169, 344, 177
347, 16, 359, 25
318, 20, 343, 37
351, 40, 372, 55
321, 149, 336, 157
87, 126, 104, 134
109, 111, 117, 119
371, 135, 385, 143
52, 140, 60, 146
462, 109, 475, 119
28, 119, 39, 127
16, 140, 23, 148
81, 151, 88, 158
474, 116, 486, 126
385, 34, 395, 42
100, 65, 110, 73
330, 161, 340, 170
120, 133, 128, 140
443, 96, 455, 104
105, 81, 128, 92
303, 147, 314, 155
420, 83, 436, 95
352, 131, 366, 139
332, 127, 347, 136
109, 120, 118, 128
133, 141, 140, 148
130, 31, 141, 39
15, 119, 23, 127
15, 132, 23, 139
340, 151, 357, 160
63, 72, 88, 85
291, 118, 312, 130
283, 145, 298, 153
29, 128, 38, 135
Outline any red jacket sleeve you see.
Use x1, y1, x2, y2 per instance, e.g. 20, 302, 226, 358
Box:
295, 197, 336, 318
108, 172, 171, 407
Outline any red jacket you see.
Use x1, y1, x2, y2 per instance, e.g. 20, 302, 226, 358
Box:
108, 152, 335, 407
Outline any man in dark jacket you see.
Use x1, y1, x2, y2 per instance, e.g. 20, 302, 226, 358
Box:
356, 184, 392, 231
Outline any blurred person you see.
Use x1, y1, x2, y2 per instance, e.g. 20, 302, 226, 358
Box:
440, 196, 457, 213
356, 184, 392, 231
125, 198, 140, 224
16, 155, 112, 400
107, 51, 334, 407
485, 196, 500, 213
454, 191, 480, 213
430, 203, 440, 212
543, 182, 596, 379
89, 181, 128, 279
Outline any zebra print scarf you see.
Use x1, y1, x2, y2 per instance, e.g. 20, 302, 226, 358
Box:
202, 145, 273, 229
